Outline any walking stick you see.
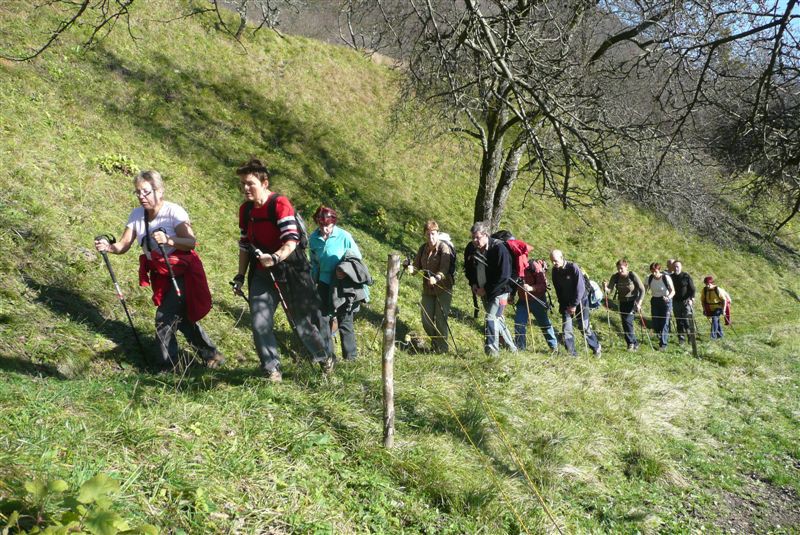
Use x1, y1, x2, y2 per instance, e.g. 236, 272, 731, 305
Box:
153, 227, 181, 298
638, 310, 655, 351
254, 248, 306, 363
603, 282, 612, 346
95, 234, 145, 352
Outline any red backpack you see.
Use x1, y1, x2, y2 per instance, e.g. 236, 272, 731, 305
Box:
504, 239, 533, 278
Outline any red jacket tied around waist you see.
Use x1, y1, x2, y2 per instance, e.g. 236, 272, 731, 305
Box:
138, 249, 212, 323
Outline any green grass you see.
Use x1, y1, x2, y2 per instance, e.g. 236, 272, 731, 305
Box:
1, 1, 799, 533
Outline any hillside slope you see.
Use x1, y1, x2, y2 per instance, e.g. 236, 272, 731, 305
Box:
1, 2, 799, 533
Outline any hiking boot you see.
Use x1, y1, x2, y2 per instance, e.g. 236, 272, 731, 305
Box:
206, 353, 226, 369
657, 345, 667, 352
627, 343, 639, 352
593, 344, 602, 357
320, 357, 334, 375
264, 368, 282, 382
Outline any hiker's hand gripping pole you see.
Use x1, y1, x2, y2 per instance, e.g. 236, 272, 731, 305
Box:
153, 227, 181, 298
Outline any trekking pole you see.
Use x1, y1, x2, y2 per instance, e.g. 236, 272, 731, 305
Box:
229, 280, 249, 305
252, 247, 303, 363
603, 282, 612, 346
638, 310, 655, 350
577, 304, 591, 357
726, 304, 737, 335
688, 309, 698, 358
95, 234, 145, 352
153, 227, 181, 298
428, 286, 460, 355
526, 294, 537, 354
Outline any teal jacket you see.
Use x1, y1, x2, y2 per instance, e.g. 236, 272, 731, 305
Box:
309, 226, 362, 285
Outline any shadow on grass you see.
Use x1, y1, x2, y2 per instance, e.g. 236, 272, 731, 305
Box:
23, 277, 156, 373
84, 47, 430, 253
781, 287, 800, 303
0, 353, 66, 379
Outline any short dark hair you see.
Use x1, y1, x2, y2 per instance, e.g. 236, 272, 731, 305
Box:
236, 158, 270, 183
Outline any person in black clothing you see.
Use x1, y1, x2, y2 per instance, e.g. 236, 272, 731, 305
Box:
466, 221, 517, 356
550, 249, 601, 356
671, 260, 696, 343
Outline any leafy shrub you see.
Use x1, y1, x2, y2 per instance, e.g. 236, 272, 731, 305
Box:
1, 474, 158, 534
92, 155, 139, 177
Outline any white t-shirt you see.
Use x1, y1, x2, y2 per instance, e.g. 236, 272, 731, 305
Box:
648, 274, 673, 298
126, 201, 189, 259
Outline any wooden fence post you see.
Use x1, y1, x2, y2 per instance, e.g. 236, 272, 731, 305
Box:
382, 253, 401, 448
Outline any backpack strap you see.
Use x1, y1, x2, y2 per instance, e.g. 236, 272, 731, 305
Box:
143, 209, 151, 254
630, 271, 642, 300
265, 192, 281, 223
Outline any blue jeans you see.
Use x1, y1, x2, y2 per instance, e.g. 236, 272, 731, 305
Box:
651, 297, 672, 347
514, 295, 557, 350
560, 301, 600, 356
710, 308, 724, 339
482, 293, 516, 354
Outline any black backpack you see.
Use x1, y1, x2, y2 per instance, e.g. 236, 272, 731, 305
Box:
243, 193, 309, 251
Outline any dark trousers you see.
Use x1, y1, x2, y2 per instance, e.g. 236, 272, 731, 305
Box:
250, 263, 332, 372
155, 277, 217, 366
560, 300, 600, 356
318, 282, 358, 360
618, 299, 638, 346
674, 299, 692, 340
651, 297, 672, 347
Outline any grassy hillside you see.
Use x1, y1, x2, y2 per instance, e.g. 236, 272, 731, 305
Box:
1, 1, 799, 533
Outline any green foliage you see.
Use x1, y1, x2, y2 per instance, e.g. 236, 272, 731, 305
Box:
91, 155, 139, 177
2, 475, 157, 534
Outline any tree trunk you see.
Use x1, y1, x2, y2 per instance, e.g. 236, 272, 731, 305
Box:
473, 107, 507, 229
490, 136, 526, 231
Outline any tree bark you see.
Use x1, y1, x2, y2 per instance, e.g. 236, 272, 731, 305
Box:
490, 136, 526, 231
473, 106, 507, 228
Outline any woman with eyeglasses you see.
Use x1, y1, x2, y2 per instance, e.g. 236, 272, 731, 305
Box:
309, 206, 365, 361
93, 170, 224, 370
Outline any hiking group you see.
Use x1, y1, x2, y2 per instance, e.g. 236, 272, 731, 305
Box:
95, 159, 732, 379
95, 159, 373, 382
409, 225, 732, 357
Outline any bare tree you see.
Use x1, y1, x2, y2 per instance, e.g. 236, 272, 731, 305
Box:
342, 0, 800, 242
341, 0, 616, 231
0, 0, 303, 61
587, 0, 800, 234
0, 0, 137, 61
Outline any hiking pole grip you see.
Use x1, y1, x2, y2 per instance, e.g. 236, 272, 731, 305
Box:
95, 235, 123, 297
153, 227, 181, 298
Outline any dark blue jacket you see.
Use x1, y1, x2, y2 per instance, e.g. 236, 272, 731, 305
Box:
551, 261, 586, 312
466, 238, 513, 300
